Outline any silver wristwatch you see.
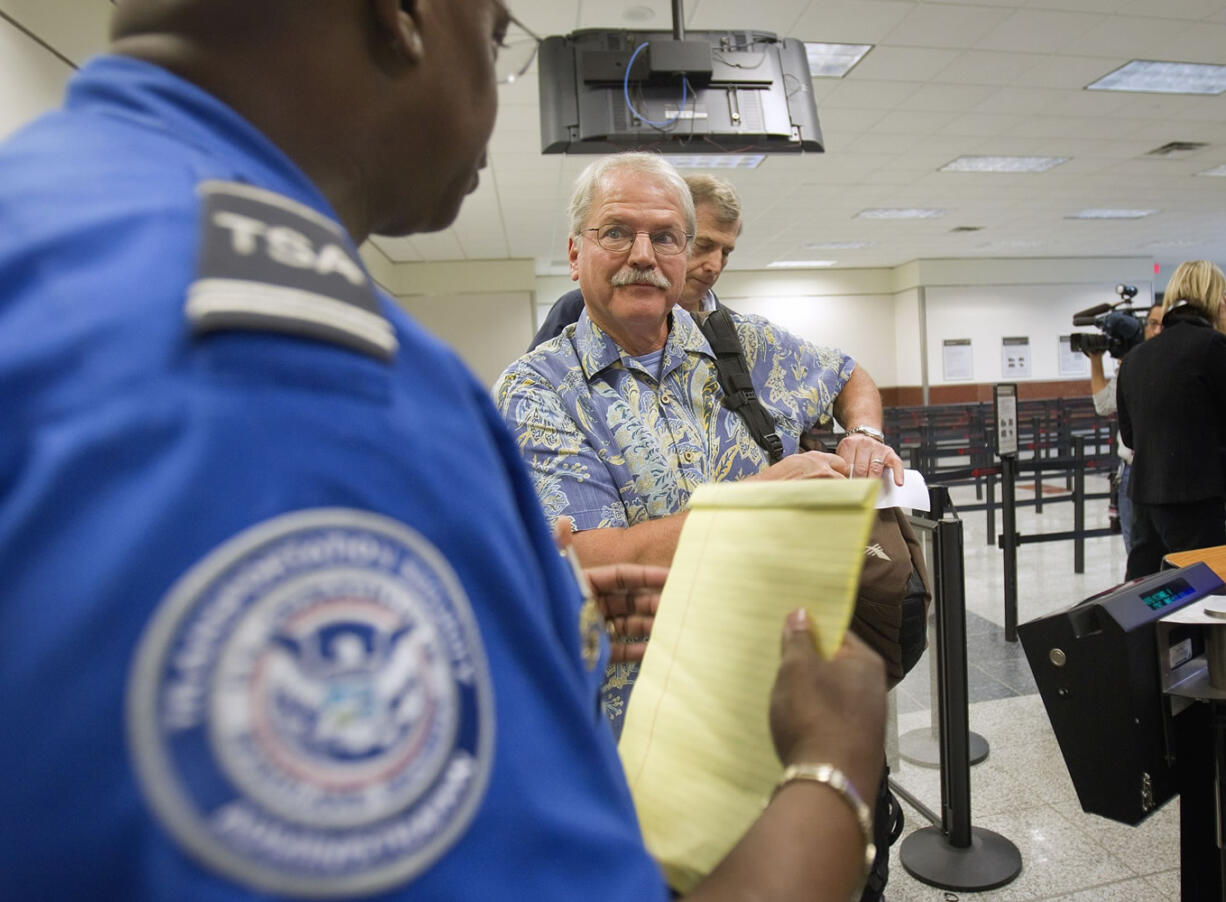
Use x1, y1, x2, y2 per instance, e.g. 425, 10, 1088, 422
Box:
847, 424, 884, 442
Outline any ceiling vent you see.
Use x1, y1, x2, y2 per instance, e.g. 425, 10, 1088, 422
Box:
1146, 141, 1209, 156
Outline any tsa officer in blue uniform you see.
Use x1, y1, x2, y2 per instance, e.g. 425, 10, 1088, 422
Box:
0, 1, 887, 899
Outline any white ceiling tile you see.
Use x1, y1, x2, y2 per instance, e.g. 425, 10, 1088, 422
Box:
941, 112, 1026, 136
1026, 55, 1129, 89
903, 82, 999, 111
882, 4, 1014, 48
789, 0, 917, 44
1146, 21, 1226, 64
974, 86, 1075, 114
975, 9, 1105, 53
1114, 0, 1224, 18
686, 0, 804, 33
844, 46, 963, 81
934, 50, 1046, 85
823, 78, 922, 109
11, 0, 1226, 270
1074, 15, 1193, 58
868, 109, 961, 135
368, 236, 422, 264
815, 106, 889, 136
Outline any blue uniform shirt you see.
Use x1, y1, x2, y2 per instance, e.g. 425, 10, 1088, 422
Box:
0, 55, 668, 901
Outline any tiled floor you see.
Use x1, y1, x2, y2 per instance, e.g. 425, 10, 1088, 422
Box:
882, 475, 1184, 901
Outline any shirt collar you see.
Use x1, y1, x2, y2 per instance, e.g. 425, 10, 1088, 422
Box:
573, 304, 713, 382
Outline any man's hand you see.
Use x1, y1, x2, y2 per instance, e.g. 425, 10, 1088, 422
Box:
769, 612, 886, 798
750, 450, 850, 481
585, 562, 667, 663
835, 433, 904, 486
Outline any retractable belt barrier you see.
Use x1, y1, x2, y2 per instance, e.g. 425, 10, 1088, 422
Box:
895, 485, 1023, 893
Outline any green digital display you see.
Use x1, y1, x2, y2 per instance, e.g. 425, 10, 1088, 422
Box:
1140, 577, 1195, 611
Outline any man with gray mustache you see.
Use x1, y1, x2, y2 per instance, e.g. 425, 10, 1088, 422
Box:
495, 150, 889, 718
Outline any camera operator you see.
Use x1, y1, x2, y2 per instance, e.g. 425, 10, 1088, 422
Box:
1085, 302, 1164, 554
1118, 261, 1226, 578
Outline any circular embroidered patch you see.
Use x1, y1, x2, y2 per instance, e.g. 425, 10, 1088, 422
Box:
127, 509, 494, 898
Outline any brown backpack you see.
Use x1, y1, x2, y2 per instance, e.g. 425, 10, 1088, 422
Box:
699, 307, 932, 684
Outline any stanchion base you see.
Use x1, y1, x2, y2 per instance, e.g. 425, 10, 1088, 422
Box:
898, 729, 989, 768
900, 825, 1022, 891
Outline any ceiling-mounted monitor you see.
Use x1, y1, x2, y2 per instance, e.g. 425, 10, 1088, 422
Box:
538, 29, 824, 155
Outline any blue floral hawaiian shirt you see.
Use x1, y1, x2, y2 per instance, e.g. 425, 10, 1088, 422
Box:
494, 304, 855, 734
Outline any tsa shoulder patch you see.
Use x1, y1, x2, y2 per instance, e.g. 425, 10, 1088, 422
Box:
187, 181, 398, 361
127, 508, 494, 897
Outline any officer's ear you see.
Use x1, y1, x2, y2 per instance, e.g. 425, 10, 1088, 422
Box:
372, 0, 424, 64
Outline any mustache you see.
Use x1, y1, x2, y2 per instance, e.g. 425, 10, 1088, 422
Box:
610, 268, 672, 290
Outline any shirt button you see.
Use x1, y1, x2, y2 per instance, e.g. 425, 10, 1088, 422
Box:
661, 391, 673, 404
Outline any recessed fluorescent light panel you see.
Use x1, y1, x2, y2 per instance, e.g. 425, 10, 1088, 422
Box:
855, 208, 945, 220
1067, 209, 1156, 219
1197, 164, 1226, 177
768, 260, 838, 268
940, 155, 1068, 173
804, 43, 872, 78
1087, 60, 1226, 95
803, 241, 874, 250
664, 154, 765, 169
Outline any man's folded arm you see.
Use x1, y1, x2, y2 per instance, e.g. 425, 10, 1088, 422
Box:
571, 516, 687, 569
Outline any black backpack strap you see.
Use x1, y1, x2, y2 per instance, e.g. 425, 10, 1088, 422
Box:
698, 307, 785, 464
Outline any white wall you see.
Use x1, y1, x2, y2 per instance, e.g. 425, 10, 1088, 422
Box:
892, 288, 923, 386
725, 293, 898, 386
394, 292, 535, 390
0, 16, 71, 141
923, 281, 1153, 387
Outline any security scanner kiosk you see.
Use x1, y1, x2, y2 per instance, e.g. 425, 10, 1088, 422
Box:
1019, 562, 1226, 901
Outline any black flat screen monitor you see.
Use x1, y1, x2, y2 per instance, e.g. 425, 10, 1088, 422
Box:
538, 29, 824, 155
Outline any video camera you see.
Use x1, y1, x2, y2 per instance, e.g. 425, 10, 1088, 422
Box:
1069, 284, 1146, 359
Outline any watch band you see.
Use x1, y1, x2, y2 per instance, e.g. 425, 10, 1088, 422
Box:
771, 762, 876, 879
847, 424, 884, 442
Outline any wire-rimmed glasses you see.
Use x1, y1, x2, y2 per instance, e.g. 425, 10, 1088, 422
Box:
581, 224, 693, 256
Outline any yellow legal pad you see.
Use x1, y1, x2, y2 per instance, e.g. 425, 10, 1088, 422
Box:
617, 478, 879, 892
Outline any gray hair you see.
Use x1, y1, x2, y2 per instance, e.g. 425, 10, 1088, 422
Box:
568, 152, 696, 238
684, 174, 742, 234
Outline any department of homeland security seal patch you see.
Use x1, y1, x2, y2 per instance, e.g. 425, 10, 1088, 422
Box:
127, 509, 494, 898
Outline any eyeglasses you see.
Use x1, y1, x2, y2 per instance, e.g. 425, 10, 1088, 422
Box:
496, 14, 543, 85
581, 225, 692, 256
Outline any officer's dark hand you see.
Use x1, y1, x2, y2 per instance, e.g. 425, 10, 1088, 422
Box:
585, 563, 666, 663
554, 515, 665, 663
769, 610, 886, 801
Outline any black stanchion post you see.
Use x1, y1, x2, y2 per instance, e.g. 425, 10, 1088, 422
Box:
1073, 435, 1085, 575
985, 468, 996, 548
938, 516, 972, 847
1001, 454, 1019, 643
1032, 415, 1044, 514
898, 489, 989, 770
899, 513, 1023, 891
